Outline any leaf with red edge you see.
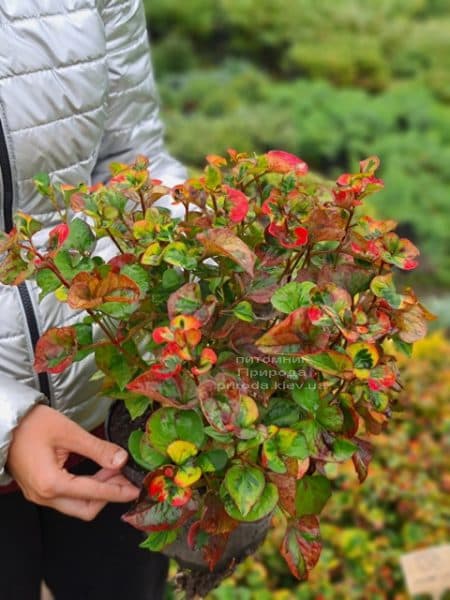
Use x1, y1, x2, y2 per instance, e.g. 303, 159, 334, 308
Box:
67, 270, 140, 309
381, 233, 420, 270
34, 327, 77, 374
198, 374, 241, 433
167, 282, 202, 319
122, 497, 197, 533
265, 150, 308, 175
0, 247, 35, 285
255, 307, 330, 355
126, 371, 196, 408
223, 186, 250, 223
197, 228, 256, 277
394, 302, 436, 343
356, 215, 397, 240
281, 516, 322, 580
352, 437, 373, 483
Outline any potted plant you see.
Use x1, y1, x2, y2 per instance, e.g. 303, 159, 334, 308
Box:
0, 151, 434, 598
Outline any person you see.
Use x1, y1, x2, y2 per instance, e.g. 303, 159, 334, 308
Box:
0, 1, 186, 598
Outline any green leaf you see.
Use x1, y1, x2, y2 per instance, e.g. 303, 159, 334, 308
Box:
295, 420, 322, 453
124, 395, 150, 420
263, 397, 300, 427
64, 218, 95, 254
196, 449, 229, 473
73, 322, 93, 361
146, 408, 177, 453
232, 300, 255, 322
33, 172, 51, 195
139, 529, 178, 552
316, 401, 344, 432
162, 269, 184, 290
204, 426, 233, 443
302, 351, 353, 379
262, 438, 286, 473
391, 334, 413, 357
222, 481, 279, 522
333, 438, 357, 461
95, 344, 134, 391
36, 268, 62, 300
128, 431, 166, 471
271, 281, 315, 313
292, 380, 320, 413
205, 165, 222, 189
277, 429, 309, 460
54, 249, 95, 279
370, 273, 405, 309
174, 410, 205, 448
122, 264, 150, 293
224, 464, 265, 517
163, 242, 197, 269
295, 475, 332, 517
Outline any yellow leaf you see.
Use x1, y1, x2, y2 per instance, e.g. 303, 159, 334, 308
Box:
347, 342, 379, 379
167, 440, 198, 465
174, 465, 202, 488
54, 286, 68, 301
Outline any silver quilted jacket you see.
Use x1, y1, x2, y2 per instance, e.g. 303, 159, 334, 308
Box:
0, 0, 187, 485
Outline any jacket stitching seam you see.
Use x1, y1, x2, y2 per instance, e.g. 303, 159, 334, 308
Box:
101, 1, 132, 13
0, 6, 94, 26
0, 334, 26, 341
108, 75, 149, 98
21, 150, 98, 183
0, 56, 104, 82
10, 105, 104, 134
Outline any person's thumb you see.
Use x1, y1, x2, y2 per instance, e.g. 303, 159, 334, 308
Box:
65, 423, 128, 469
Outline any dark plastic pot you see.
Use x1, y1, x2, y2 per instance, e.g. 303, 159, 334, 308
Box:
105, 401, 271, 588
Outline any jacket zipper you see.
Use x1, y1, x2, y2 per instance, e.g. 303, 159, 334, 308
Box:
0, 116, 51, 400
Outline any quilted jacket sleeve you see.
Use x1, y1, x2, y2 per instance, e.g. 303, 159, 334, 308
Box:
0, 375, 47, 486
92, 0, 187, 192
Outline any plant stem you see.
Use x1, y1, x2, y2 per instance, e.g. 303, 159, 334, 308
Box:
105, 227, 125, 254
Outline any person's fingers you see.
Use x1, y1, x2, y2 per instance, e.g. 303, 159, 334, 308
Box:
49, 472, 138, 520
55, 471, 139, 503
62, 421, 129, 470
48, 496, 108, 521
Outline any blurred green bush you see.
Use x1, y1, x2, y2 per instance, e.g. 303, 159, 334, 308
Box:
143, 0, 450, 290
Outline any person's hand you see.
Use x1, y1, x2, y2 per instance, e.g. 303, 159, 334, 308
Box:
7, 404, 139, 520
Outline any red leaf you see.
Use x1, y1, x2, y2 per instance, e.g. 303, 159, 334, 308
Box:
223, 186, 250, 223
281, 516, 322, 580
34, 327, 77, 374
352, 437, 373, 483
49, 223, 69, 247
265, 150, 308, 175
108, 253, 136, 273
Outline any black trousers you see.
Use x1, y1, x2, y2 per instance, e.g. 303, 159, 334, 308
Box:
0, 460, 168, 600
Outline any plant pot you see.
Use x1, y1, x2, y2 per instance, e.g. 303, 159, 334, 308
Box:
105, 401, 272, 594
105, 400, 149, 488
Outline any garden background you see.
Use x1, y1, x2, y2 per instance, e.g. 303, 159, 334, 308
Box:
142, 1, 450, 598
